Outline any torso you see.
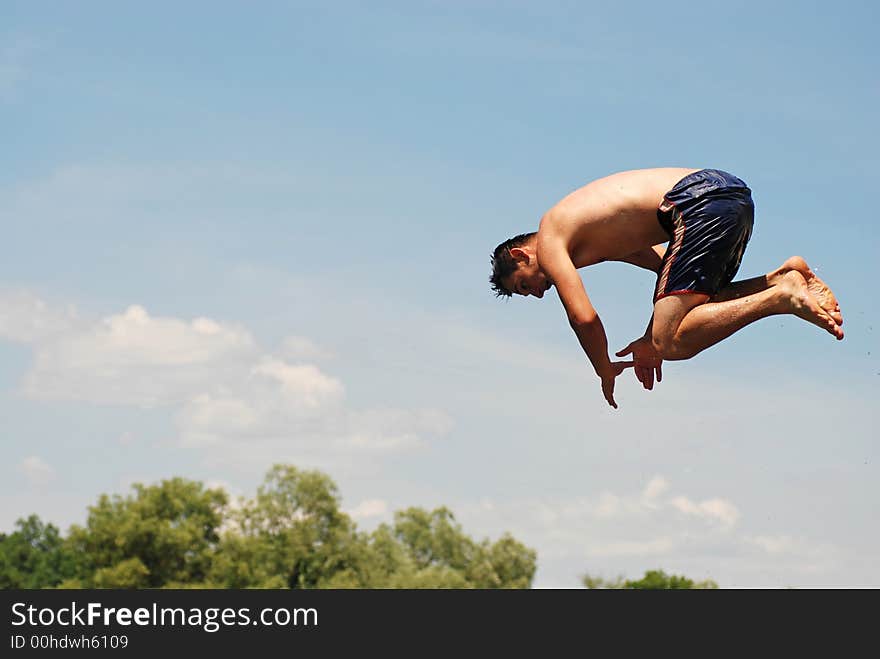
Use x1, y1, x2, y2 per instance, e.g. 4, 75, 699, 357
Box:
538, 167, 699, 268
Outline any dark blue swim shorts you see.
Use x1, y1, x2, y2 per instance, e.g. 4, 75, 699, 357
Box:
653, 169, 754, 303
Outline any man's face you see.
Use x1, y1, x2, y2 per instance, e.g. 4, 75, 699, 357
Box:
505, 261, 553, 299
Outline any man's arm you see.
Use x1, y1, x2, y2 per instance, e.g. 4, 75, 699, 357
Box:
537, 238, 632, 408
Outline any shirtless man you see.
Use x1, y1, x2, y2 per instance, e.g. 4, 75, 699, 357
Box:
489, 168, 843, 408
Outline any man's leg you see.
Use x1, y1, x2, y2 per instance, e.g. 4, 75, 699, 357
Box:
712, 256, 842, 325
652, 271, 843, 361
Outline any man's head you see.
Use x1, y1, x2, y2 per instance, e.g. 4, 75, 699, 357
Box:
489, 232, 553, 299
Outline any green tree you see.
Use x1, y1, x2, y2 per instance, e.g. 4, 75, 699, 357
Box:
623, 569, 717, 589
209, 466, 536, 589
92, 558, 151, 589
0, 515, 76, 588
63, 478, 227, 588
210, 465, 368, 588
5, 464, 536, 590
581, 569, 718, 589
380, 507, 536, 588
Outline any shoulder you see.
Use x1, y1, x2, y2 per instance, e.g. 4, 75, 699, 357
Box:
536, 219, 573, 271
536, 210, 571, 253
537, 204, 575, 234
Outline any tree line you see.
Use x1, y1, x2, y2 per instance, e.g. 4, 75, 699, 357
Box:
1, 464, 535, 589
1, 463, 716, 589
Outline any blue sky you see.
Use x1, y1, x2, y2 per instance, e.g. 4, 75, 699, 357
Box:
1, 1, 877, 587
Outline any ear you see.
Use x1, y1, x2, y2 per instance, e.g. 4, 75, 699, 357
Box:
509, 247, 530, 264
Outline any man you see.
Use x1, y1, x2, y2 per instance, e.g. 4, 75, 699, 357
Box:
489, 168, 843, 409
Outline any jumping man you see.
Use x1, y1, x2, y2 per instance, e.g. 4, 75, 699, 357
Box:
489, 168, 843, 408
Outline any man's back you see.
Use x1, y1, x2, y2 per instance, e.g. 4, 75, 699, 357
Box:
540, 167, 698, 267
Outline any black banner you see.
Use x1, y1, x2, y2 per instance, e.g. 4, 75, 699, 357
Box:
1, 588, 874, 653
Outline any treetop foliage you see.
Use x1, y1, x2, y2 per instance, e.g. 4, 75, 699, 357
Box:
2, 464, 536, 589
2, 464, 718, 589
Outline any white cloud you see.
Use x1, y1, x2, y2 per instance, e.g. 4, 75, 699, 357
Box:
176, 356, 451, 456
19, 456, 55, 486
743, 534, 805, 556
348, 499, 389, 520
83, 305, 253, 367
346, 408, 454, 451
451, 476, 746, 578
175, 359, 347, 447
177, 392, 451, 459
3, 292, 452, 463
534, 477, 737, 530
21, 304, 258, 406
670, 496, 740, 529
736, 535, 843, 582
179, 395, 262, 444
642, 476, 669, 504
0, 289, 79, 343
252, 359, 344, 409
594, 492, 621, 518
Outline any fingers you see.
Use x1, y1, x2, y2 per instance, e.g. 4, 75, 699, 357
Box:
634, 362, 662, 390
615, 344, 633, 358
601, 380, 618, 409
611, 361, 633, 377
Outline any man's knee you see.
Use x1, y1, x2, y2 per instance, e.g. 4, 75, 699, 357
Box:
650, 310, 678, 360
652, 293, 709, 361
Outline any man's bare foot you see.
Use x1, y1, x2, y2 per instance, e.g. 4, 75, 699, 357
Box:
769, 256, 842, 325
777, 271, 844, 340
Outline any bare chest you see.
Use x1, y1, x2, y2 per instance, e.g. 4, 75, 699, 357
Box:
567, 208, 668, 267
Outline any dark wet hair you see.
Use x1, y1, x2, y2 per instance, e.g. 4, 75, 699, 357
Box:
489, 232, 536, 298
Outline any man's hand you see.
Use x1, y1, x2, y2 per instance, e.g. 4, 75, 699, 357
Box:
616, 336, 663, 391
599, 360, 633, 409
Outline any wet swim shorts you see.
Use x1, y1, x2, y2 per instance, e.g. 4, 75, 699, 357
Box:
654, 169, 754, 303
